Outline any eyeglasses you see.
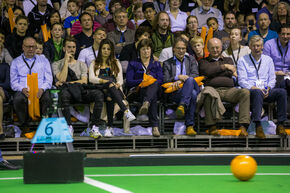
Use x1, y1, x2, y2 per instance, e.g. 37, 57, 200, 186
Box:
174, 47, 186, 51
23, 45, 36, 49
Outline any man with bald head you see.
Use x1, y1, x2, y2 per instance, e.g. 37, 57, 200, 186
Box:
10, 37, 53, 132
248, 12, 278, 43
199, 38, 250, 136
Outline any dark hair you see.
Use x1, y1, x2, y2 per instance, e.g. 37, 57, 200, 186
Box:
36, 39, 44, 46
51, 22, 64, 30
13, 7, 24, 15
137, 38, 153, 56
79, 12, 93, 23
94, 39, 120, 77
278, 23, 290, 34
48, 9, 61, 28
15, 15, 28, 24
142, 2, 155, 12
68, 0, 78, 6
109, 0, 122, 13
174, 31, 189, 39
64, 36, 77, 47
94, 27, 106, 34
83, 2, 96, 10
134, 26, 152, 41
113, 7, 127, 17
173, 37, 188, 48
153, 11, 171, 31
224, 11, 236, 19
207, 17, 218, 25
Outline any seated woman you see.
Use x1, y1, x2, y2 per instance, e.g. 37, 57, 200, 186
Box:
126, 39, 163, 137
185, 15, 200, 40
89, 39, 136, 136
222, 28, 251, 66
163, 37, 200, 136
0, 60, 10, 140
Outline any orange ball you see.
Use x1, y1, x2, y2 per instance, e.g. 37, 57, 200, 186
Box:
231, 155, 257, 181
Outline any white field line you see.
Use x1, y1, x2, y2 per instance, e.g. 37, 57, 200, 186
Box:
84, 177, 132, 193
1, 173, 290, 181
86, 173, 290, 177
130, 153, 290, 157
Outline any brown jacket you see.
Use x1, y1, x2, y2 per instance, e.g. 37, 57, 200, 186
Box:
199, 56, 235, 87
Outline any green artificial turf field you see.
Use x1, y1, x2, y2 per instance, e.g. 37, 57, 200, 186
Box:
1, 165, 290, 193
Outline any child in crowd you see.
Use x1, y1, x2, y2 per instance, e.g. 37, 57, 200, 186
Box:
35, 39, 44, 55
64, 0, 80, 35
207, 17, 229, 50
95, 0, 112, 25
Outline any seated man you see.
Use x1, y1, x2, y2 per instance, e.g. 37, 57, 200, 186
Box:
78, 27, 107, 67
237, 35, 287, 139
107, 7, 135, 57
248, 13, 278, 44
163, 37, 199, 135
263, 24, 290, 80
199, 38, 250, 136
52, 37, 104, 137
10, 37, 53, 130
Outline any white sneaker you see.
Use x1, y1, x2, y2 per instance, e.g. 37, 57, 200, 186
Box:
104, 127, 113, 137
124, 109, 136, 122
137, 114, 149, 122
68, 125, 74, 137
89, 125, 102, 139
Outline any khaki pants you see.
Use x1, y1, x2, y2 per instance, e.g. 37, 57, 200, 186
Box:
203, 87, 250, 126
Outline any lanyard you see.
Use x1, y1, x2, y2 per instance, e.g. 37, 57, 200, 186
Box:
92, 46, 97, 60
22, 56, 36, 74
277, 38, 288, 64
250, 55, 262, 80
141, 62, 148, 74
231, 46, 241, 66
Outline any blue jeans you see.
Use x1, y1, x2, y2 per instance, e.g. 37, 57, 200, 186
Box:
171, 77, 200, 126
250, 88, 287, 122
0, 150, 3, 162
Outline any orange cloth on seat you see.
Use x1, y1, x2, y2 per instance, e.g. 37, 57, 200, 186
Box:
8, 8, 15, 33
138, 73, 157, 88
27, 73, 40, 120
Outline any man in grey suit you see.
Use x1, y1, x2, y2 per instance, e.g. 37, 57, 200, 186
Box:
163, 37, 200, 135
107, 7, 135, 57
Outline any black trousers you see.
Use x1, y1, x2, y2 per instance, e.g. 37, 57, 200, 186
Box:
13, 90, 52, 126
102, 83, 127, 127
59, 88, 104, 126
137, 81, 160, 127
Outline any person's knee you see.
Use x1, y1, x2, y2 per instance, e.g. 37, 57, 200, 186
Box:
185, 77, 194, 84
240, 88, 250, 97
250, 89, 263, 97
13, 93, 26, 104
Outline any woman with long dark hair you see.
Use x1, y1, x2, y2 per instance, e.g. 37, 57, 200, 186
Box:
89, 39, 136, 136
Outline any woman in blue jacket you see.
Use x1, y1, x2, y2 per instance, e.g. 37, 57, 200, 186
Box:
126, 39, 163, 137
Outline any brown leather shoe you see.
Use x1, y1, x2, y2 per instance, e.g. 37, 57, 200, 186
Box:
152, 127, 160, 137
239, 126, 248, 137
276, 125, 287, 137
209, 125, 220, 136
256, 126, 266, 139
186, 126, 197, 136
